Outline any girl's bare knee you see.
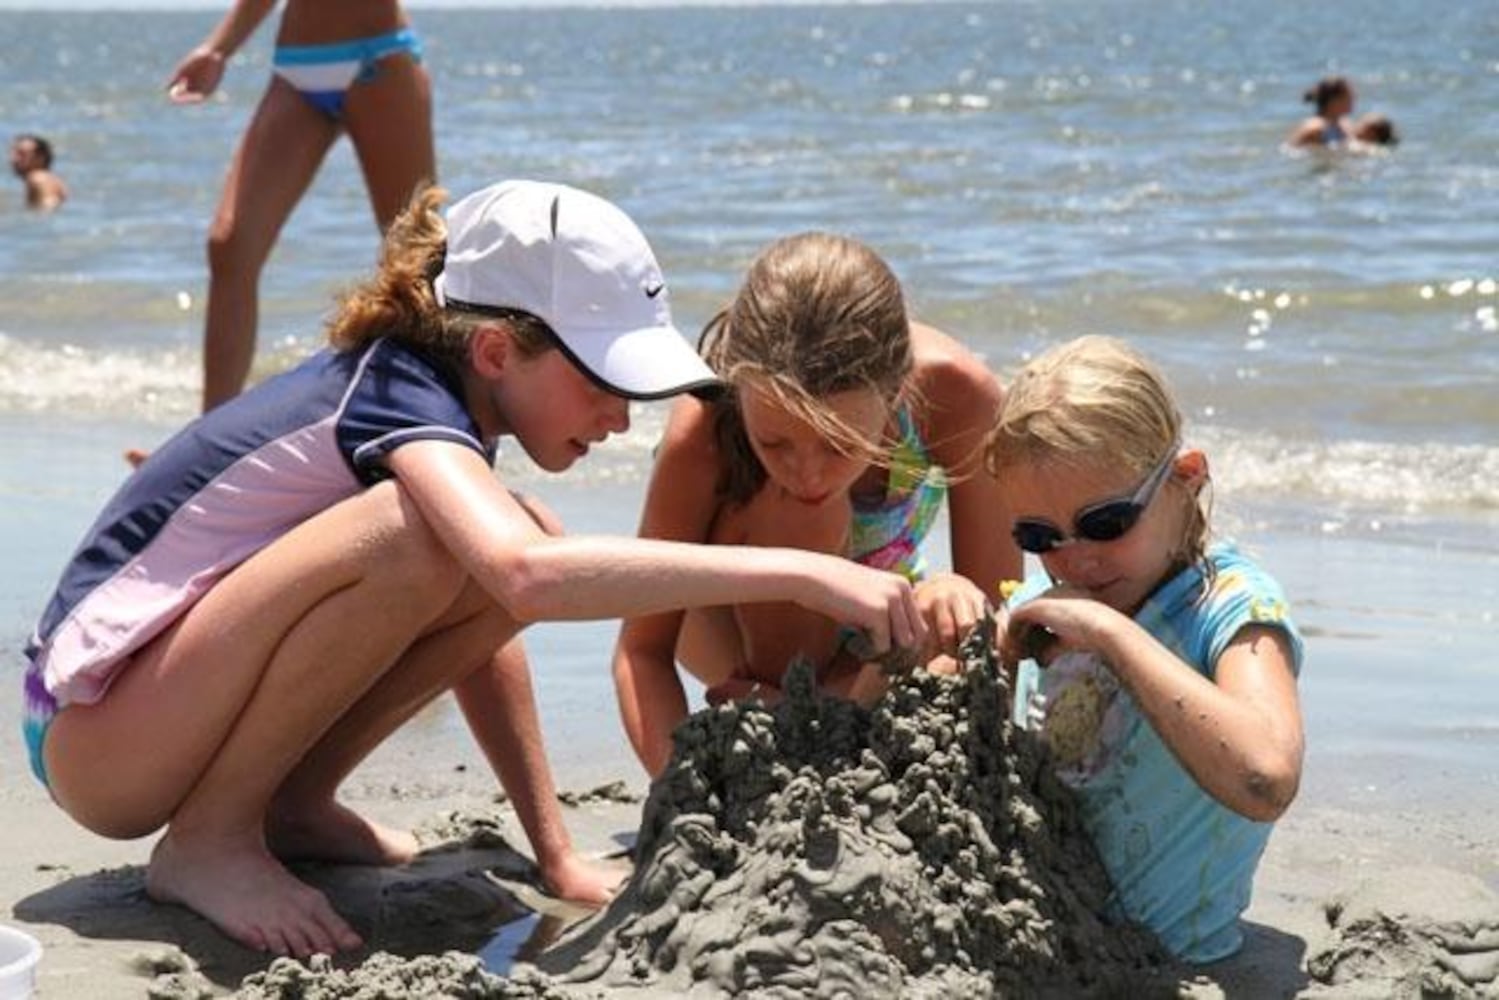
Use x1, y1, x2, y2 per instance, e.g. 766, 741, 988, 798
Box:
205, 223, 264, 281
367, 482, 469, 606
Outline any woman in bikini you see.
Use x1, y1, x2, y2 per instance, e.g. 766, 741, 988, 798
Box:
168, 0, 435, 412
611, 232, 1022, 777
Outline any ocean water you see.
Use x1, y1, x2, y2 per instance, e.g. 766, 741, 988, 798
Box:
3, 0, 1498, 533
2, 3, 1496, 821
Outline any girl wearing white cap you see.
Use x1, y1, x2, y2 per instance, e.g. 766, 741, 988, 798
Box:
613, 232, 1021, 778
22, 181, 925, 959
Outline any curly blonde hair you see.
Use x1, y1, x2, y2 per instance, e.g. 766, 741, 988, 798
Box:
701, 232, 915, 503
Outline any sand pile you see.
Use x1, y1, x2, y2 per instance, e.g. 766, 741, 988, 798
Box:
228, 622, 1177, 998
235, 951, 572, 999
1303, 865, 1499, 999
535, 620, 1171, 998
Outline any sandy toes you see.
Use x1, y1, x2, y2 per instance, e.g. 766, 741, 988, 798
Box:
265, 799, 420, 867
147, 830, 363, 957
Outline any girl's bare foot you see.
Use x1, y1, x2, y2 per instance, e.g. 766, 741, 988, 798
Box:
265, 799, 419, 867
147, 829, 363, 956
540, 850, 627, 907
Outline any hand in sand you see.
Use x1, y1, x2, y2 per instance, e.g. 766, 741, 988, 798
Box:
1001, 583, 1112, 669
914, 572, 991, 660
798, 556, 926, 662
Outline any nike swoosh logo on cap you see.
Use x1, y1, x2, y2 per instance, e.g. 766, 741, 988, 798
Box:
644, 281, 665, 299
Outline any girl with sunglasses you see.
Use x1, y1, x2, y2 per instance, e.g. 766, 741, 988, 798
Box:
612, 232, 1021, 778
986, 334, 1304, 963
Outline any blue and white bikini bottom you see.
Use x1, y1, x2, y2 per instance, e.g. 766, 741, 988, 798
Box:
272, 27, 423, 120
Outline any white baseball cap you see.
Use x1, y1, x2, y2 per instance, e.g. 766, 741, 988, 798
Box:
432, 179, 720, 400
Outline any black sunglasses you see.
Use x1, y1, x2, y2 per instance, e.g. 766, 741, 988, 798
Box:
1011, 443, 1179, 555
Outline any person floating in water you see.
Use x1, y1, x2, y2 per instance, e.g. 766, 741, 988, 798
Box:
1286, 75, 1355, 148
10, 133, 68, 211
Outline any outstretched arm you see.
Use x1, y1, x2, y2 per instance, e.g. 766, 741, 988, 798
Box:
168, 0, 279, 102
387, 438, 926, 654
1005, 591, 1303, 821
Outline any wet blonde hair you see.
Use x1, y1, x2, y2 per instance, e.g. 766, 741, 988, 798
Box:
327, 184, 554, 369
986, 335, 1210, 567
700, 231, 914, 503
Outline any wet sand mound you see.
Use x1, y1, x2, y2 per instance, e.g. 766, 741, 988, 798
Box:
235, 951, 571, 999
537, 622, 1171, 997
228, 624, 1177, 998
1305, 865, 1499, 999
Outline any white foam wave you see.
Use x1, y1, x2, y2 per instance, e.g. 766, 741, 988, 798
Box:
1195, 426, 1499, 516
4, 335, 1493, 519
0, 334, 198, 420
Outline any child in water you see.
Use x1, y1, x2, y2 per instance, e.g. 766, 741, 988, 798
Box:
613, 231, 1020, 777
23, 180, 925, 958
987, 335, 1304, 963
1351, 112, 1400, 148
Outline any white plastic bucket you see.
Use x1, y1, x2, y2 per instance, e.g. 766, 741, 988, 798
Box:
0, 925, 41, 1000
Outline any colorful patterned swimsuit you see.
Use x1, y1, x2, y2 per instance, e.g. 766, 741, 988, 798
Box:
847, 406, 946, 581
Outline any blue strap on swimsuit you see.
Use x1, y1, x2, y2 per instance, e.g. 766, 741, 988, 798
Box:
273, 27, 423, 120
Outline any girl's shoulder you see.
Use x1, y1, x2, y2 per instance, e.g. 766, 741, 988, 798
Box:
657, 393, 722, 460
907, 322, 1003, 439
652, 394, 733, 500
910, 323, 999, 393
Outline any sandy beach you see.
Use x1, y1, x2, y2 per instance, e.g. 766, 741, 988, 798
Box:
3, 681, 1498, 998
3, 416, 1498, 999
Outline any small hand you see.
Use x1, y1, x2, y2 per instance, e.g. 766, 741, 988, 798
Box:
999, 583, 1118, 669
914, 572, 990, 660
843, 630, 922, 677
168, 46, 225, 103
801, 558, 927, 664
